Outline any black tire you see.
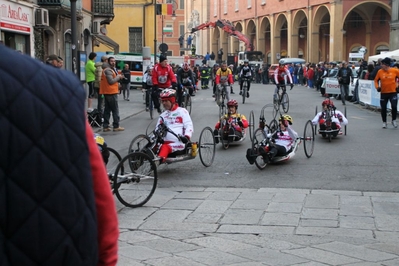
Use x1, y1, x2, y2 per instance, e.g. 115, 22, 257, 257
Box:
269, 119, 278, 133
128, 134, 152, 154
106, 147, 122, 193
186, 95, 192, 114
249, 110, 255, 142
219, 104, 227, 118
252, 128, 268, 170
282, 92, 289, 113
113, 152, 157, 208
149, 93, 153, 120
220, 129, 229, 150
303, 120, 315, 158
344, 106, 347, 135
215, 87, 221, 105
242, 82, 247, 104
199, 127, 216, 167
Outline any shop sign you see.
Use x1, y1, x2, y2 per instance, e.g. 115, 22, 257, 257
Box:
0, 1, 32, 33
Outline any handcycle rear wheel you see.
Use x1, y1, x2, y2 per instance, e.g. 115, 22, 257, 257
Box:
198, 126, 216, 167
249, 110, 255, 142
303, 120, 315, 158
113, 152, 157, 208
128, 134, 152, 154
252, 128, 268, 170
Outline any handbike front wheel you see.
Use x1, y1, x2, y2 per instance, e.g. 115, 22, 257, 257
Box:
198, 126, 216, 167
128, 134, 152, 154
113, 152, 157, 208
249, 110, 255, 142
303, 120, 315, 158
107, 147, 122, 193
252, 128, 268, 170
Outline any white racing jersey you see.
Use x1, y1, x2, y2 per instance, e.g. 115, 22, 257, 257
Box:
156, 106, 194, 152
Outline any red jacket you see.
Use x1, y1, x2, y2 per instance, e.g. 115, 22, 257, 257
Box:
86, 123, 119, 266
152, 63, 177, 88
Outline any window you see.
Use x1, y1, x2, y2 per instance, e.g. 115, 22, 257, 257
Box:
261, 0, 266, 5
179, 0, 184, 9
214, 0, 217, 17
179, 25, 185, 36
64, 32, 71, 71
128, 27, 142, 53
235, 0, 239, 11
224, 0, 227, 14
247, 0, 251, 8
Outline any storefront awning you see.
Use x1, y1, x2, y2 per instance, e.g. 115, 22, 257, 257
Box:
93, 34, 119, 54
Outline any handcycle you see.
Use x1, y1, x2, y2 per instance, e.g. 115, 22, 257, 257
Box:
148, 86, 163, 119
215, 113, 247, 150
248, 105, 315, 170
274, 83, 292, 113
314, 104, 347, 142
179, 85, 192, 114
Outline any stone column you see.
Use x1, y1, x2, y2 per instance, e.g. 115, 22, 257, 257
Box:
329, 1, 344, 61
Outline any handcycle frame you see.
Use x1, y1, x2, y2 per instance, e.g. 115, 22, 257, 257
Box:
314, 104, 347, 142
249, 104, 315, 170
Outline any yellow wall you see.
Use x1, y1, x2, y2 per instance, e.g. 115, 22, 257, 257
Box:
95, 4, 156, 54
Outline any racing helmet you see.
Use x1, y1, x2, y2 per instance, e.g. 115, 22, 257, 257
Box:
227, 99, 238, 108
214, 63, 219, 68
279, 114, 293, 125
278, 62, 285, 68
160, 88, 176, 103
244, 59, 249, 64
322, 99, 334, 107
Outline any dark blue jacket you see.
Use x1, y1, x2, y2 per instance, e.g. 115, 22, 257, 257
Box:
0, 45, 98, 265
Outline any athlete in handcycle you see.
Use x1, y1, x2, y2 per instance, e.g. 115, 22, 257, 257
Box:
213, 99, 249, 149
246, 114, 315, 170
312, 99, 348, 141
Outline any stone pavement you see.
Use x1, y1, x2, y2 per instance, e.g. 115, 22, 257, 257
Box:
92, 89, 399, 265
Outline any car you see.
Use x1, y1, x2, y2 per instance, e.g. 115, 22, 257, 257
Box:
268, 64, 279, 83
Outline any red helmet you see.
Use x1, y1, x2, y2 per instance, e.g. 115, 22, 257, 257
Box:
227, 99, 238, 108
322, 99, 334, 107
160, 88, 176, 103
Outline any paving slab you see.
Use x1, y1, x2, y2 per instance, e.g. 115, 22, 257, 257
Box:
284, 247, 361, 265
304, 194, 339, 209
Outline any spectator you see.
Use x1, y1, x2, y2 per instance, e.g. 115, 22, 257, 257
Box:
121, 63, 131, 101
46, 54, 61, 68
95, 55, 107, 113
217, 48, 223, 63
57, 56, 64, 68
86, 52, 97, 109
178, 35, 184, 48
374, 57, 399, 128
210, 51, 216, 60
187, 35, 193, 48
337, 61, 353, 105
0, 45, 119, 266
100, 56, 125, 132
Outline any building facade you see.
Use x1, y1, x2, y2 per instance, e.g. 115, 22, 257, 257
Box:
191, 0, 396, 64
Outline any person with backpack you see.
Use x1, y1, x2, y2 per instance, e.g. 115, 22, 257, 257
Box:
337, 61, 353, 105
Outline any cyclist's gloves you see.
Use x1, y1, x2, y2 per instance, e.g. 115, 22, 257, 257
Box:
377, 87, 381, 92
290, 84, 294, 90
179, 135, 189, 143
172, 82, 178, 89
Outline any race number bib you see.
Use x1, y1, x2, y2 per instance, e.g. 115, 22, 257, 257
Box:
158, 75, 167, 84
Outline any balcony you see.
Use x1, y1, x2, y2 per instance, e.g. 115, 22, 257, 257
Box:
93, 0, 114, 24
37, 0, 82, 15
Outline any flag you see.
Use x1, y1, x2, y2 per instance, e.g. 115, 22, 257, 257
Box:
156, 4, 172, 15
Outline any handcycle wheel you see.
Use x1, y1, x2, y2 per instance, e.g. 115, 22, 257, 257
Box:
186, 95, 192, 114
106, 147, 122, 193
282, 92, 289, 113
220, 129, 230, 150
344, 106, 347, 135
269, 119, 278, 133
219, 103, 227, 118
252, 128, 268, 170
113, 152, 157, 208
249, 110, 255, 142
128, 134, 152, 153
198, 126, 216, 167
242, 82, 247, 104
303, 120, 315, 158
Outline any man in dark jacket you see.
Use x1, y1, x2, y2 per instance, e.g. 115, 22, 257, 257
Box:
0, 45, 119, 266
337, 61, 353, 105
